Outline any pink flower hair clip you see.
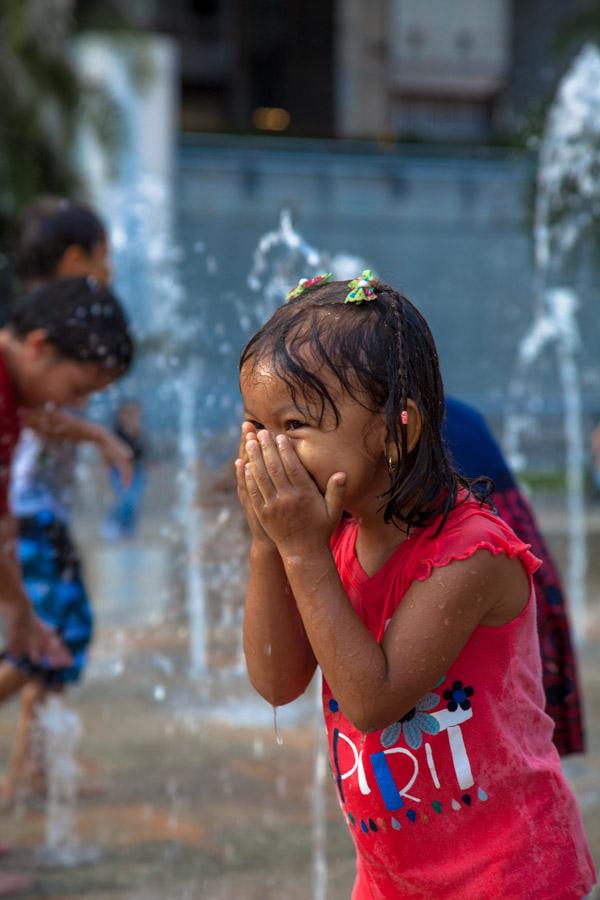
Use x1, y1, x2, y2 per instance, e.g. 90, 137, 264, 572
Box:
285, 272, 333, 302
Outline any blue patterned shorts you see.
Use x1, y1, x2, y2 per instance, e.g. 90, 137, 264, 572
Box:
2, 512, 94, 689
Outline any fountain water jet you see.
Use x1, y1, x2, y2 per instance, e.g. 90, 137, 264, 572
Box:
247, 208, 366, 315
35, 696, 99, 865
504, 43, 600, 643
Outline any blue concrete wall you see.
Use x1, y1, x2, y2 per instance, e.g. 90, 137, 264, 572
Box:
173, 135, 600, 467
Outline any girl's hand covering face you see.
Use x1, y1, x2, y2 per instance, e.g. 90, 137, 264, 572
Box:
241, 428, 347, 551
235, 422, 276, 548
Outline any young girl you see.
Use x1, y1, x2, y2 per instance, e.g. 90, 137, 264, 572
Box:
236, 272, 596, 900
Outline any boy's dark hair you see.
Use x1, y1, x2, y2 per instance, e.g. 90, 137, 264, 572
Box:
13, 196, 106, 283
240, 279, 489, 532
9, 277, 134, 372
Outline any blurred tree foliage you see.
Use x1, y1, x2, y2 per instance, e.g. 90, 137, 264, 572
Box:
555, 3, 600, 53
0, 0, 135, 300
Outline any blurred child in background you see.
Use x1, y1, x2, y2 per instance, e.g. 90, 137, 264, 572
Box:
444, 397, 584, 755
0, 198, 133, 806
0, 277, 133, 804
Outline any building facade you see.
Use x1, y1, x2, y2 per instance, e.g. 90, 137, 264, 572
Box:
117, 0, 596, 141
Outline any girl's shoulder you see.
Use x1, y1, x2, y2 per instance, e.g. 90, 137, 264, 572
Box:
406, 495, 542, 584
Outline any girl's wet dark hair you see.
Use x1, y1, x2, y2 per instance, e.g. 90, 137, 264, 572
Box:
13, 196, 106, 283
9, 277, 134, 373
241, 278, 490, 532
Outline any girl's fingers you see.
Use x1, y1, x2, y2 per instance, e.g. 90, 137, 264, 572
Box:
243, 462, 265, 510
324, 472, 347, 524
275, 434, 315, 488
235, 458, 247, 496
245, 436, 276, 503
235, 459, 252, 512
239, 421, 256, 462
256, 431, 291, 490
236, 458, 268, 535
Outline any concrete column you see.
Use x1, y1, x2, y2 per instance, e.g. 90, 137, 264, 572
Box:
335, 0, 390, 137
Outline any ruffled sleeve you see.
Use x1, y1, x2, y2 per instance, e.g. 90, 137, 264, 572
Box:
409, 505, 542, 583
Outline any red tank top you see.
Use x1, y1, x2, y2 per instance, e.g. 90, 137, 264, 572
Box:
325, 498, 595, 899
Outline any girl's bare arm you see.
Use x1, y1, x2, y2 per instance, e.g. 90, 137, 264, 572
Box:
243, 541, 317, 705
236, 423, 316, 705
25, 408, 133, 483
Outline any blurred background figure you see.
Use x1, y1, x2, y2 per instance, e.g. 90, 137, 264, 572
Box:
0, 276, 132, 896
0, 198, 132, 810
12, 196, 111, 290
445, 397, 584, 755
102, 400, 146, 540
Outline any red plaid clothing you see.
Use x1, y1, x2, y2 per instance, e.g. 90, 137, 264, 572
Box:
493, 488, 584, 755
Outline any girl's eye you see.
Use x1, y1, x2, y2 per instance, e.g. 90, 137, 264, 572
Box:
286, 420, 306, 431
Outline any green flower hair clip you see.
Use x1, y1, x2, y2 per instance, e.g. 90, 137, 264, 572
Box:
345, 269, 377, 304
285, 272, 333, 302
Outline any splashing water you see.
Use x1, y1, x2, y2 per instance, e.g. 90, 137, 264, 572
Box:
272, 705, 283, 746
247, 208, 366, 320
76, 35, 209, 674
35, 696, 99, 865
504, 44, 600, 642
89, 173, 209, 676
177, 362, 207, 676
311, 675, 327, 900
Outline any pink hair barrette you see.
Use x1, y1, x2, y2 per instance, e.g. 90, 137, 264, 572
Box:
286, 272, 333, 302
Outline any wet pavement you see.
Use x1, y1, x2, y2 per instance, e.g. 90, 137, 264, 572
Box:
0, 463, 599, 898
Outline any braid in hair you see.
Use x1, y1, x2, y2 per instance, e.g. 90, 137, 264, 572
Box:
394, 291, 409, 465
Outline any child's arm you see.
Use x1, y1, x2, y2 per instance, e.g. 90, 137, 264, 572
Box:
236, 423, 316, 705
244, 430, 529, 732
0, 516, 72, 667
24, 408, 133, 483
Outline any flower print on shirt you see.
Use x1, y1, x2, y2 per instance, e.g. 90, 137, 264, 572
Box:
443, 680, 474, 712
380, 692, 441, 750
